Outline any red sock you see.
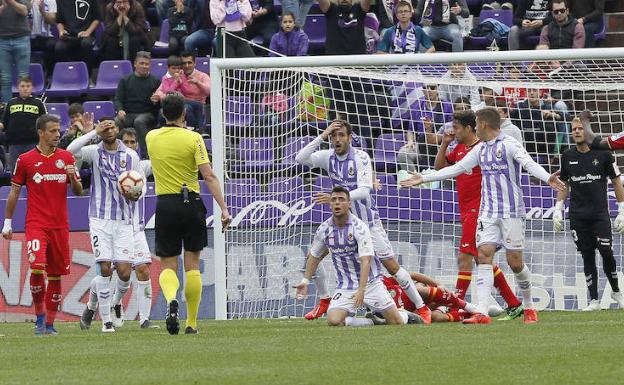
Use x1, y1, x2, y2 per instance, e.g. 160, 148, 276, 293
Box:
30, 271, 46, 316
45, 277, 62, 326
455, 271, 472, 300
493, 265, 521, 308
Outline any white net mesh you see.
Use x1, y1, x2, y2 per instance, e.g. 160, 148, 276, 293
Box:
216, 51, 624, 318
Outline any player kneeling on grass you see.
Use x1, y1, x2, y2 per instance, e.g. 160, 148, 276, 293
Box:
67, 118, 143, 333
294, 186, 422, 327
553, 117, 624, 311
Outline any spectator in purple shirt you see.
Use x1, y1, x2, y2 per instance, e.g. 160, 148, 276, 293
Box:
269, 11, 309, 56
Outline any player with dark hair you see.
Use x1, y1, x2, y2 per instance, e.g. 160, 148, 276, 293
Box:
146, 93, 230, 335
434, 110, 524, 320
2, 114, 83, 335
553, 117, 624, 310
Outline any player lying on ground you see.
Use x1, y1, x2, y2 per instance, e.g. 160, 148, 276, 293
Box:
294, 186, 423, 327
296, 120, 431, 324
401, 107, 566, 324
553, 117, 624, 311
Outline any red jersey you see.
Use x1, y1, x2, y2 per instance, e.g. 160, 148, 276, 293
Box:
607, 132, 624, 150
445, 141, 481, 214
12, 147, 76, 229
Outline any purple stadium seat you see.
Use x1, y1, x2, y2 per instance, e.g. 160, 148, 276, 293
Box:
89, 60, 133, 96
303, 15, 326, 51
468, 62, 496, 79
373, 133, 406, 172
204, 138, 212, 153
419, 64, 448, 77
471, 9, 513, 48
46, 62, 90, 97
83, 101, 116, 122
222, 178, 259, 225
12, 63, 45, 96
237, 137, 274, 170
351, 135, 369, 151
152, 19, 170, 57
268, 176, 304, 203
195, 57, 210, 74
45, 103, 70, 130
150, 58, 168, 79
225, 96, 255, 127
281, 136, 314, 166
313, 175, 333, 191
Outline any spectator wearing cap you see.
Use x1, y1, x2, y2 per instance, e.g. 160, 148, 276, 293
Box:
569, 0, 603, 48
539, 0, 584, 50
414, 0, 469, 52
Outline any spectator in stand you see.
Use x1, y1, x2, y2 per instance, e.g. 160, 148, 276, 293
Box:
31, 0, 58, 75
569, 0, 603, 49
377, 1, 435, 54
59, 104, 99, 149
246, 0, 279, 52
508, 0, 552, 50
155, 0, 173, 24
495, 98, 524, 145
181, 51, 211, 131
168, 0, 194, 55
114, 51, 161, 158
482, 1, 514, 11
185, 0, 216, 56
102, 0, 153, 61
0, 0, 31, 106
397, 83, 453, 171
56, 0, 101, 70
414, 0, 469, 52
438, 63, 480, 107
211, 0, 255, 58
539, 0, 584, 50
0, 77, 47, 171
269, 11, 309, 56
282, 0, 314, 28
319, 0, 370, 55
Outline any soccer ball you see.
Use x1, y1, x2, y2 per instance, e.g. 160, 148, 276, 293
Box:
117, 170, 145, 195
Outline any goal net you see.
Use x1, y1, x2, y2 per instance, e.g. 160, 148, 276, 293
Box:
209, 48, 624, 319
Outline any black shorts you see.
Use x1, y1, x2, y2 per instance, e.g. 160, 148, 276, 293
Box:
155, 193, 208, 257
569, 216, 612, 252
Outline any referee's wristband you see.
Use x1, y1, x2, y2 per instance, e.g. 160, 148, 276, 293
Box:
300, 277, 310, 285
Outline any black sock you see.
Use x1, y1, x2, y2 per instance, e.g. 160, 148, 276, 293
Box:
581, 249, 599, 300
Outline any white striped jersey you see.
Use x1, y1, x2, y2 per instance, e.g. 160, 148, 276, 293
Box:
296, 136, 378, 225
309, 214, 381, 290
75, 141, 142, 224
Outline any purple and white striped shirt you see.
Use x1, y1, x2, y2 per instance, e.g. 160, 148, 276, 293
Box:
310, 214, 381, 290
422, 133, 551, 219
296, 136, 378, 225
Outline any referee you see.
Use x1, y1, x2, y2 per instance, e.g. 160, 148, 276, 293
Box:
554, 117, 624, 311
146, 93, 230, 335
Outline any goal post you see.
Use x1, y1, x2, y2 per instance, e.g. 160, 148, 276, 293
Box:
210, 48, 624, 320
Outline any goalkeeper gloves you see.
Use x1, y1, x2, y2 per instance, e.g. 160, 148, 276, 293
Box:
615, 202, 624, 234
552, 201, 564, 232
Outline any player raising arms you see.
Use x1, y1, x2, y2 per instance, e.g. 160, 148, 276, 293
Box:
2, 115, 83, 335
296, 120, 431, 323
553, 118, 624, 310
294, 186, 421, 327
67, 118, 143, 333
433, 110, 524, 320
402, 107, 565, 324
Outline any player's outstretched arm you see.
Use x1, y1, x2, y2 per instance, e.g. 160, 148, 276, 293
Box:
512, 145, 566, 192
2, 184, 22, 240
403, 145, 480, 188
198, 162, 231, 231
612, 176, 624, 234
293, 252, 324, 300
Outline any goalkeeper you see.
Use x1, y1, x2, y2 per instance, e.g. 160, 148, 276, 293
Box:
553, 117, 624, 310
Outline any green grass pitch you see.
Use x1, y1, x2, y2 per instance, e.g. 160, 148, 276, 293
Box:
1, 311, 623, 385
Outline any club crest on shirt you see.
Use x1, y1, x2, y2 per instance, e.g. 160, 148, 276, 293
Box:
496, 149, 503, 159
55, 159, 65, 169
592, 159, 599, 166
348, 166, 355, 176
348, 232, 353, 242
120, 159, 127, 168
32, 173, 43, 184
34, 162, 43, 167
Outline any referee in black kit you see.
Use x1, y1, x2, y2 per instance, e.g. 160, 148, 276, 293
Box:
553, 117, 624, 311
146, 93, 231, 335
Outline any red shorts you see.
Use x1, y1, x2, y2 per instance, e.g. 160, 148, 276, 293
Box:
25, 227, 71, 276
460, 213, 478, 257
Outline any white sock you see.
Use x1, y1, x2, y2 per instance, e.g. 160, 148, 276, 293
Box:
394, 267, 424, 308
463, 301, 480, 314
95, 275, 112, 323
87, 277, 98, 311
345, 317, 374, 327
476, 264, 494, 315
112, 278, 131, 307
314, 265, 330, 298
514, 265, 534, 310
137, 279, 152, 323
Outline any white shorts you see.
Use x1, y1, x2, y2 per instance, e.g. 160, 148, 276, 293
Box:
370, 218, 394, 260
132, 230, 152, 267
89, 217, 135, 264
476, 217, 525, 250
327, 278, 396, 315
